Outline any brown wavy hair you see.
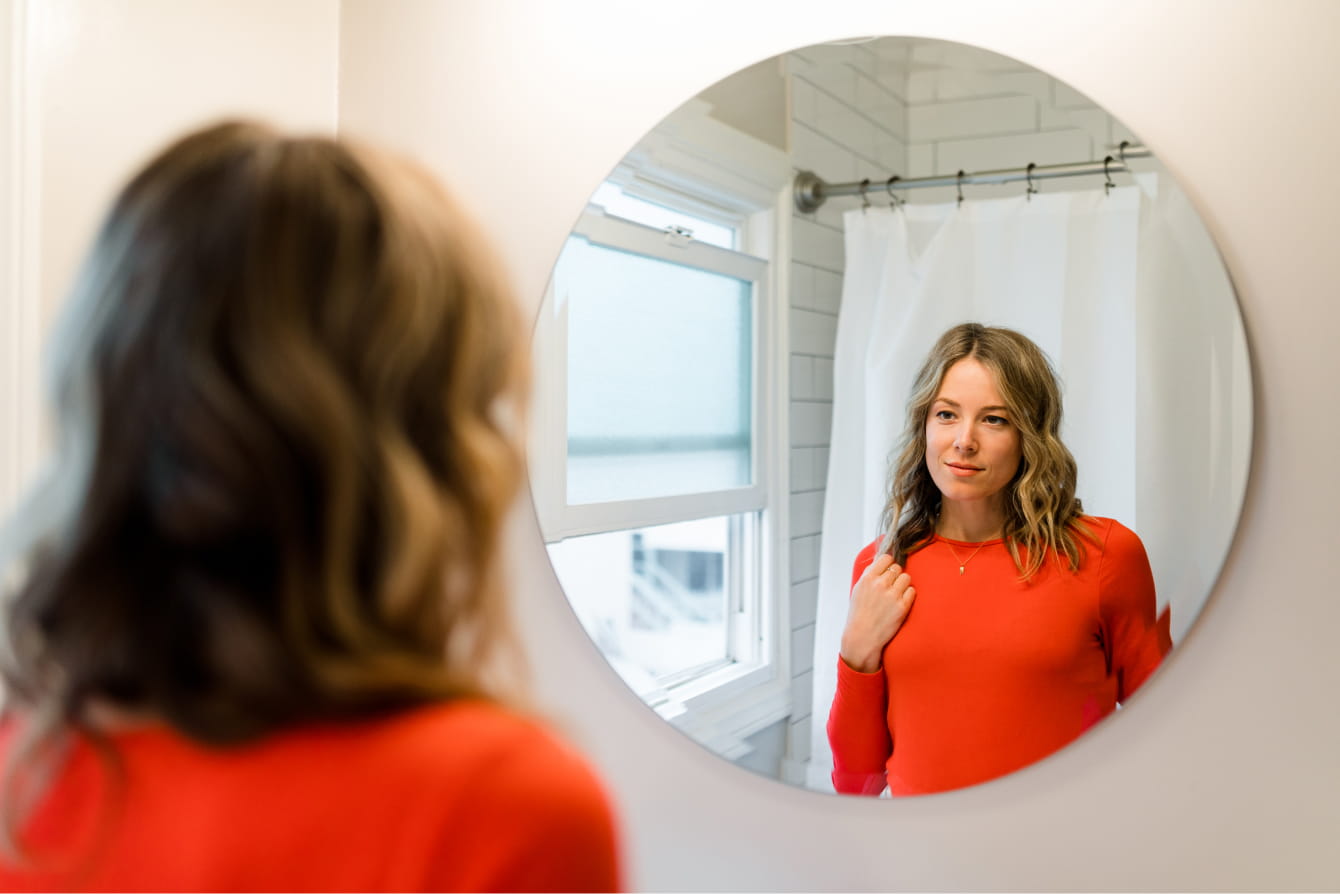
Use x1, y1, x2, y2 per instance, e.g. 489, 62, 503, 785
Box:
0, 120, 531, 846
880, 322, 1094, 578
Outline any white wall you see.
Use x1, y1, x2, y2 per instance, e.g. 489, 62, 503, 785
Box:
0, 0, 340, 516
341, 1, 1340, 890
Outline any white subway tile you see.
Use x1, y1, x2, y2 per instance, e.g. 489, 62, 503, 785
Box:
1039, 105, 1073, 130
936, 69, 1051, 103
875, 131, 907, 179
1052, 78, 1097, 110
1063, 108, 1110, 149
789, 261, 816, 310
790, 354, 815, 400
789, 446, 814, 491
905, 70, 937, 104
905, 143, 935, 178
815, 447, 831, 485
790, 577, 819, 628
789, 307, 839, 357
797, 65, 857, 107
789, 490, 825, 537
791, 219, 844, 272
814, 356, 835, 401
792, 123, 857, 183
816, 94, 877, 161
787, 715, 812, 762
814, 269, 843, 315
813, 200, 847, 231
935, 129, 1093, 177
790, 534, 820, 583
791, 76, 817, 126
909, 95, 1037, 142
791, 622, 816, 674
848, 45, 877, 80
873, 69, 910, 104
790, 670, 814, 722
856, 74, 907, 139
789, 399, 833, 448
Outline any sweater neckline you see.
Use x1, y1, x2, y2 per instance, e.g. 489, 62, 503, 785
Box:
931, 532, 1005, 549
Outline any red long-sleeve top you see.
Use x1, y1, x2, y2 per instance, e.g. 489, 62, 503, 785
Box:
0, 700, 622, 892
827, 516, 1170, 796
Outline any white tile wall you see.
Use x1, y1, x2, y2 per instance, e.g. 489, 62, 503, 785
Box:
792, 122, 857, 182
789, 578, 818, 628
812, 270, 842, 315
788, 308, 838, 357
790, 355, 815, 400
790, 218, 843, 271
908, 95, 1037, 142
787, 714, 812, 763
790, 622, 815, 675
789, 534, 821, 583
789, 490, 824, 538
935, 129, 1094, 177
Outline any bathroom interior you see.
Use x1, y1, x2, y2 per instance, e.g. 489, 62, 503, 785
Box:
1, 1, 1336, 890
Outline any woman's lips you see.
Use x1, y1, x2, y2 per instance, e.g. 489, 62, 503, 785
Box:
946, 462, 983, 477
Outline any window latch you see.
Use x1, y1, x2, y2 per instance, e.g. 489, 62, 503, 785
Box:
664, 224, 694, 247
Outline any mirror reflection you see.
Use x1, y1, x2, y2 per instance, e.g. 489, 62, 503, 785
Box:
529, 36, 1250, 794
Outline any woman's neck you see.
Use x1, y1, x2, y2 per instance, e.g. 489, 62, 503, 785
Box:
936, 502, 1005, 543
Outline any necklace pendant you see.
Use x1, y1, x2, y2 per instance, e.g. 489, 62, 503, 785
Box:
959, 566, 965, 575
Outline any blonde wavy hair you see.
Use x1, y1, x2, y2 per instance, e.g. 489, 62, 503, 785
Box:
881, 322, 1094, 579
0, 120, 530, 848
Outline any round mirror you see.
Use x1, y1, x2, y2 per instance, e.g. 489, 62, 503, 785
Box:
527, 36, 1250, 796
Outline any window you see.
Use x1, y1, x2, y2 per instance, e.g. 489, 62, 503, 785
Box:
531, 165, 790, 755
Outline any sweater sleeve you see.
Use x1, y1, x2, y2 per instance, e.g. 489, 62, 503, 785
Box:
825, 541, 892, 795
1096, 520, 1170, 703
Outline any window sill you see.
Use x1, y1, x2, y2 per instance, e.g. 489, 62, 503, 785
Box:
645, 661, 791, 760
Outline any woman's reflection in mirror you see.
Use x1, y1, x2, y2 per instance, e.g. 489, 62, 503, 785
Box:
829, 322, 1171, 796
0, 119, 622, 891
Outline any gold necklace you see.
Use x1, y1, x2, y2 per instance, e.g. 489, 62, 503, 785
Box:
943, 540, 988, 575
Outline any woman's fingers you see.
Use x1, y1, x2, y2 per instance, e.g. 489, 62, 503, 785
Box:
863, 552, 896, 580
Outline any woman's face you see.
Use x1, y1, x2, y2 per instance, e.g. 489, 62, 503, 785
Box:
924, 356, 1023, 513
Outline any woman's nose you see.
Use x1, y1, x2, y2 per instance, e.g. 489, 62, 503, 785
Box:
953, 423, 976, 452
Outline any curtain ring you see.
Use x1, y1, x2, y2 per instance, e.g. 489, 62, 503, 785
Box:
885, 175, 903, 209
1025, 162, 1038, 200
956, 170, 966, 207
859, 178, 871, 212
1118, 140, 1130, 165
1103, 156, 1115, 195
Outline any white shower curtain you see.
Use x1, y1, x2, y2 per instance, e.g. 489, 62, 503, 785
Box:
804, 177, 1249, 791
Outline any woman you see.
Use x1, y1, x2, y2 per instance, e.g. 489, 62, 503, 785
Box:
0, 120, 621, 891
828, 323, 1170, 797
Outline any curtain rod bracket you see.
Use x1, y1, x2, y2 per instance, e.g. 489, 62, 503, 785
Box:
793, 170, 826, 214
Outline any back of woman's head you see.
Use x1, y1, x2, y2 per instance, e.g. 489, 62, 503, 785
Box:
883, 322, 1086, 576
0, 119, 530, 744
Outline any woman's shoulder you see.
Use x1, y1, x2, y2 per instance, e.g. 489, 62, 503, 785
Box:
355, 700, 603, 783
1076, 516, 1148, 563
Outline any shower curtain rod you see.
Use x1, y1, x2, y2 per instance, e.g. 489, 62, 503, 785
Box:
792, 142, 1151, 213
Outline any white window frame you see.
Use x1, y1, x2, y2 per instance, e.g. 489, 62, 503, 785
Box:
529, 99, 794, 758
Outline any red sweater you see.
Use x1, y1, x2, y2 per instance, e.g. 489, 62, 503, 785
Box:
0, 700, 622, 892
827, 517, 1170, 796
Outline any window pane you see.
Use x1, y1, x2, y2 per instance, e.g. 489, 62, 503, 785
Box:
547, 515, 740, 686
558, 236, 753, 504
589, 182, 737, 249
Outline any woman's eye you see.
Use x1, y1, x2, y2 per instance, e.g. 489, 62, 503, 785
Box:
984, 414, 1009, 426
934, 409, 955, 421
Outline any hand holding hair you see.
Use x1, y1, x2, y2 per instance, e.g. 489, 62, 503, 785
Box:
839, 552, 916, 674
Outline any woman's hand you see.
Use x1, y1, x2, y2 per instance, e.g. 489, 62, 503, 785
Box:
839, 553, 916, 674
